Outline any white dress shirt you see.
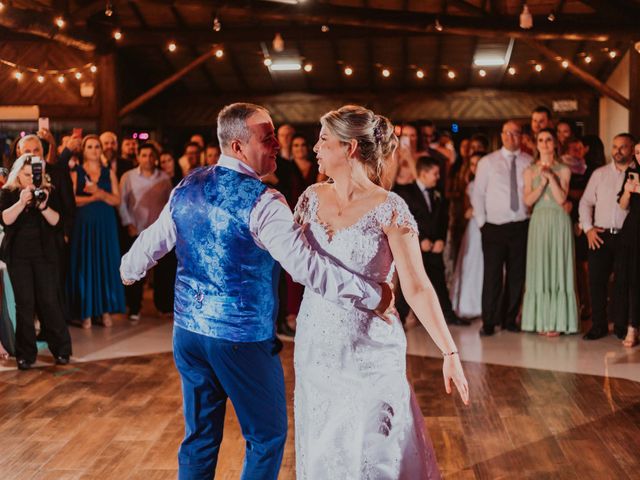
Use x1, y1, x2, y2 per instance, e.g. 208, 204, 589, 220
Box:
578, 161, 629, 232
471, 147, 533, 227
120, 154, 382, 311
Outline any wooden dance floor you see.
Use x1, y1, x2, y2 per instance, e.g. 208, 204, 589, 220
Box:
1, 343, 639, 479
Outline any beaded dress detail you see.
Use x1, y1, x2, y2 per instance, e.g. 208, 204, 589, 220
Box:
293, 184, 441, 480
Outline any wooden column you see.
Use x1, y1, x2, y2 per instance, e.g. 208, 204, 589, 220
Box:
629, 41, 640, 139
98, 53, 119, 133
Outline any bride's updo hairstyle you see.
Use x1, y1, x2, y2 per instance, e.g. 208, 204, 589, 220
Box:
320, 105, 398, 184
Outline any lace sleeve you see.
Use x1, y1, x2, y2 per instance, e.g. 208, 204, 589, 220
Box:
380, 192, 419, 236
293, 185, 315, 225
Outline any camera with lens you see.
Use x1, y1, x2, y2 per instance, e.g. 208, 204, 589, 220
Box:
29, 156, 48, 206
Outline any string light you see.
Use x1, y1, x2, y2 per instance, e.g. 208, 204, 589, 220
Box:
105, 1, 114, 17
447, 70, 456, 79
57, 74, 65, 83
321, 25, 330, 33
75, 72, 82, 80
534, 63, 543, 72
561, 59, 569, 68
416, 69, 425, 79
609, 50, 618, 59
263, 58, 272, 66
381, 68, 390, 78
508, 66, 516, 75
14, 71, 23, 81
213, 16, 222, 32
434, 18, 443, 32
168, 42, 177, 52
54, 17, 65, 29
303, 63, 313, 72
113, 30, 122, 41
215, 48, 224, 58
547, 12, 556, 22
37, 74, 45, 83
344, 66, 353, 76
90, 65, 97, 73
584, 55, 592, 64
478, 69, 487, 77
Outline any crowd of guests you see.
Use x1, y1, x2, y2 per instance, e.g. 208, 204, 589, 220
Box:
0, 106, 638, 370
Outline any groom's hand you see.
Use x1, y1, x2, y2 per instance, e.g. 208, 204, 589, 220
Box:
374, 282, 395, 325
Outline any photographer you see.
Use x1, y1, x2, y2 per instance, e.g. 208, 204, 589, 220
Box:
0, 154, 72, 370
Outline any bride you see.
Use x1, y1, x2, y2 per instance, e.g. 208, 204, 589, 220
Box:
293, 105, 469, 479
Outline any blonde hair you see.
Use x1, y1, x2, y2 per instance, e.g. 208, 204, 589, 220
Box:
3, 153, 50, 190
320, 105, 397, 184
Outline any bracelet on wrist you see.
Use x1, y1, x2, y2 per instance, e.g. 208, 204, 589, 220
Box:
442, 351, 458, 357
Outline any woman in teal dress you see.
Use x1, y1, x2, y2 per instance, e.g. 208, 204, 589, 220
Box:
522, 128, 579, 335
67, 135, 125, 328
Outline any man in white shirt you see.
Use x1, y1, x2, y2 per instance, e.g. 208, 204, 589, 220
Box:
579, 133, 636, 340
471, 120, 533, 335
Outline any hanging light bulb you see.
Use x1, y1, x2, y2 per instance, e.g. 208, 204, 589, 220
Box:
534, 63, 543, 72
272, 33, 285, 53
14, 71, 23, 81
75, 72, 82, 80
113, 29, 122, 40
416, 69, 425, 79
303, 63, 313, 72
264, 58, 272, 66
381, 68, 391, 78
344, 66, 353, 76
447, 70, 456, 79
105, 1, 114, 17
54, 17, 65, 29
584, 55, 592, 64
508, 66, 516, 75
213, 16, 222, 32
561, 59, 569, 68
519, 4, 533, 29
547, 11, 556, 22
478, 69, 487, 77
215, 48, 224, 58
57, 74, 65, 83
168, 42, 177, 52
37, 74, 45, 83
321, 25, 330, 33
90, 65, 98, 73
434, 18, 443, 32
609, 50, 618, 59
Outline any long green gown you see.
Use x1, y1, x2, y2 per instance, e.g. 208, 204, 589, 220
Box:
521, 163, 579, 333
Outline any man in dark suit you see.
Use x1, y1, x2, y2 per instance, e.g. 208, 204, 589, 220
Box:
394, 156, 469, 326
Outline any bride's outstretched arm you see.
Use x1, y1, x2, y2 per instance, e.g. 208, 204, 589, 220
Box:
386, 223, 470, 405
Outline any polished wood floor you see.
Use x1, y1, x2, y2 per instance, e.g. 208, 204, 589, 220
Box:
1, 344, 639, 479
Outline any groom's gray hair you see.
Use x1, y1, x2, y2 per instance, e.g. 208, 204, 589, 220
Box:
217, 103, 270, 149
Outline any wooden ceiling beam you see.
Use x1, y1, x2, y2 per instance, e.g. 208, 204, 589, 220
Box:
523, 39, 630, 109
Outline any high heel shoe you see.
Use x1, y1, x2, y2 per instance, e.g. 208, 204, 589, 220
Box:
622, 326, 638, 348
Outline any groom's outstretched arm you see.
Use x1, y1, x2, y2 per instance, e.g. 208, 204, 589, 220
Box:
251, 188, 383, 311
120, 199, 177, 284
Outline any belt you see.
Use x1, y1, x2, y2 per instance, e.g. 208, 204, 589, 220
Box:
596, 227, 620, 235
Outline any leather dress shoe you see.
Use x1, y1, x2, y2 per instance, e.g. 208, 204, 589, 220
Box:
479, 327, 495, 337
504, 324, 521, 333
446, 314, 471, 326
55, 356, 70, 365
17, 359, 33, 371
583, 330, 607, 340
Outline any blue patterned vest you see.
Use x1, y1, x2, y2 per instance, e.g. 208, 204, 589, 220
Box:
170, 166, 279, 342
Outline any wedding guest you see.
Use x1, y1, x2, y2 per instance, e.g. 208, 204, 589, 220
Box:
521, 129, 578, 335
556, 118, 577, 150
160, 151, 183, 187
205, 142, 221, 166
579, 133, 635, 340
119, 144, 174, 322
471, 120, 533, 335
583, 134, 607, 176
450, 153, 483, 318
613, 139, 640, 347
68, 135, 125, 328
179, 141, 201, 177
0, 154, 72, 369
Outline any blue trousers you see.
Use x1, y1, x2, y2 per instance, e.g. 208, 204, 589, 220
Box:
173, 326, 287, 480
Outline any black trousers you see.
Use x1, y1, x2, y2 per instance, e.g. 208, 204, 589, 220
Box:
588, 232, 624, 335
8, 257, 72, 362
397, 251, 454, 321
480, 220, 528, 331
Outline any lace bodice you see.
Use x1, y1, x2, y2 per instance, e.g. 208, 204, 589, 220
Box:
294, 184, 418, 284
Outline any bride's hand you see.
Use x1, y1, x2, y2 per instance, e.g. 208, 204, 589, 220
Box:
374, 282, 395, 325
443, 354, 470, 405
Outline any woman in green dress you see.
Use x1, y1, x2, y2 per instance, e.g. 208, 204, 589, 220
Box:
522, 128, 579, 336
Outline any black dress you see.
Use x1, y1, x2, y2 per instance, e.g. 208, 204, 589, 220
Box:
614, 164, 640, 329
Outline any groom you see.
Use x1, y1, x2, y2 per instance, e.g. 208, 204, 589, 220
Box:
120, 103, 392, 480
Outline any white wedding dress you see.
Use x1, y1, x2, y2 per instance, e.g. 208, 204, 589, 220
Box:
293, 185, 441, 480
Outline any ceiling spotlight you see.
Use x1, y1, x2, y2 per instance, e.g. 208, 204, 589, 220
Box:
272, 33, 285, 53
57, 74, 65, 83
105, 1, 113, 17
381, 68, 390, 78
37, 74, 45, 83
478, 69, 487, 77
584, 55, 592, 64
113, 29, 122, 40
54, 17, 65, 29
263, 58, 273, 66
447, 70, 456, 79
14, 71, 23, 81
609, 50, 617, 59
519, 4, 533, 29
321, 25, 330, 33
534, 63, 543, 72
303, 63, 313, 72
215, 48, 224, 58
434, 18, 443, 32
416, 69, 425, 79
213, 16, 222, 32
168, 42, 177, 52
344, 66, 353, 76
547, 12, 556, 22
508, 66, 516, 75
75, 72, 82, 80
561, 59, 569, 68
90, 65, 98, 73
